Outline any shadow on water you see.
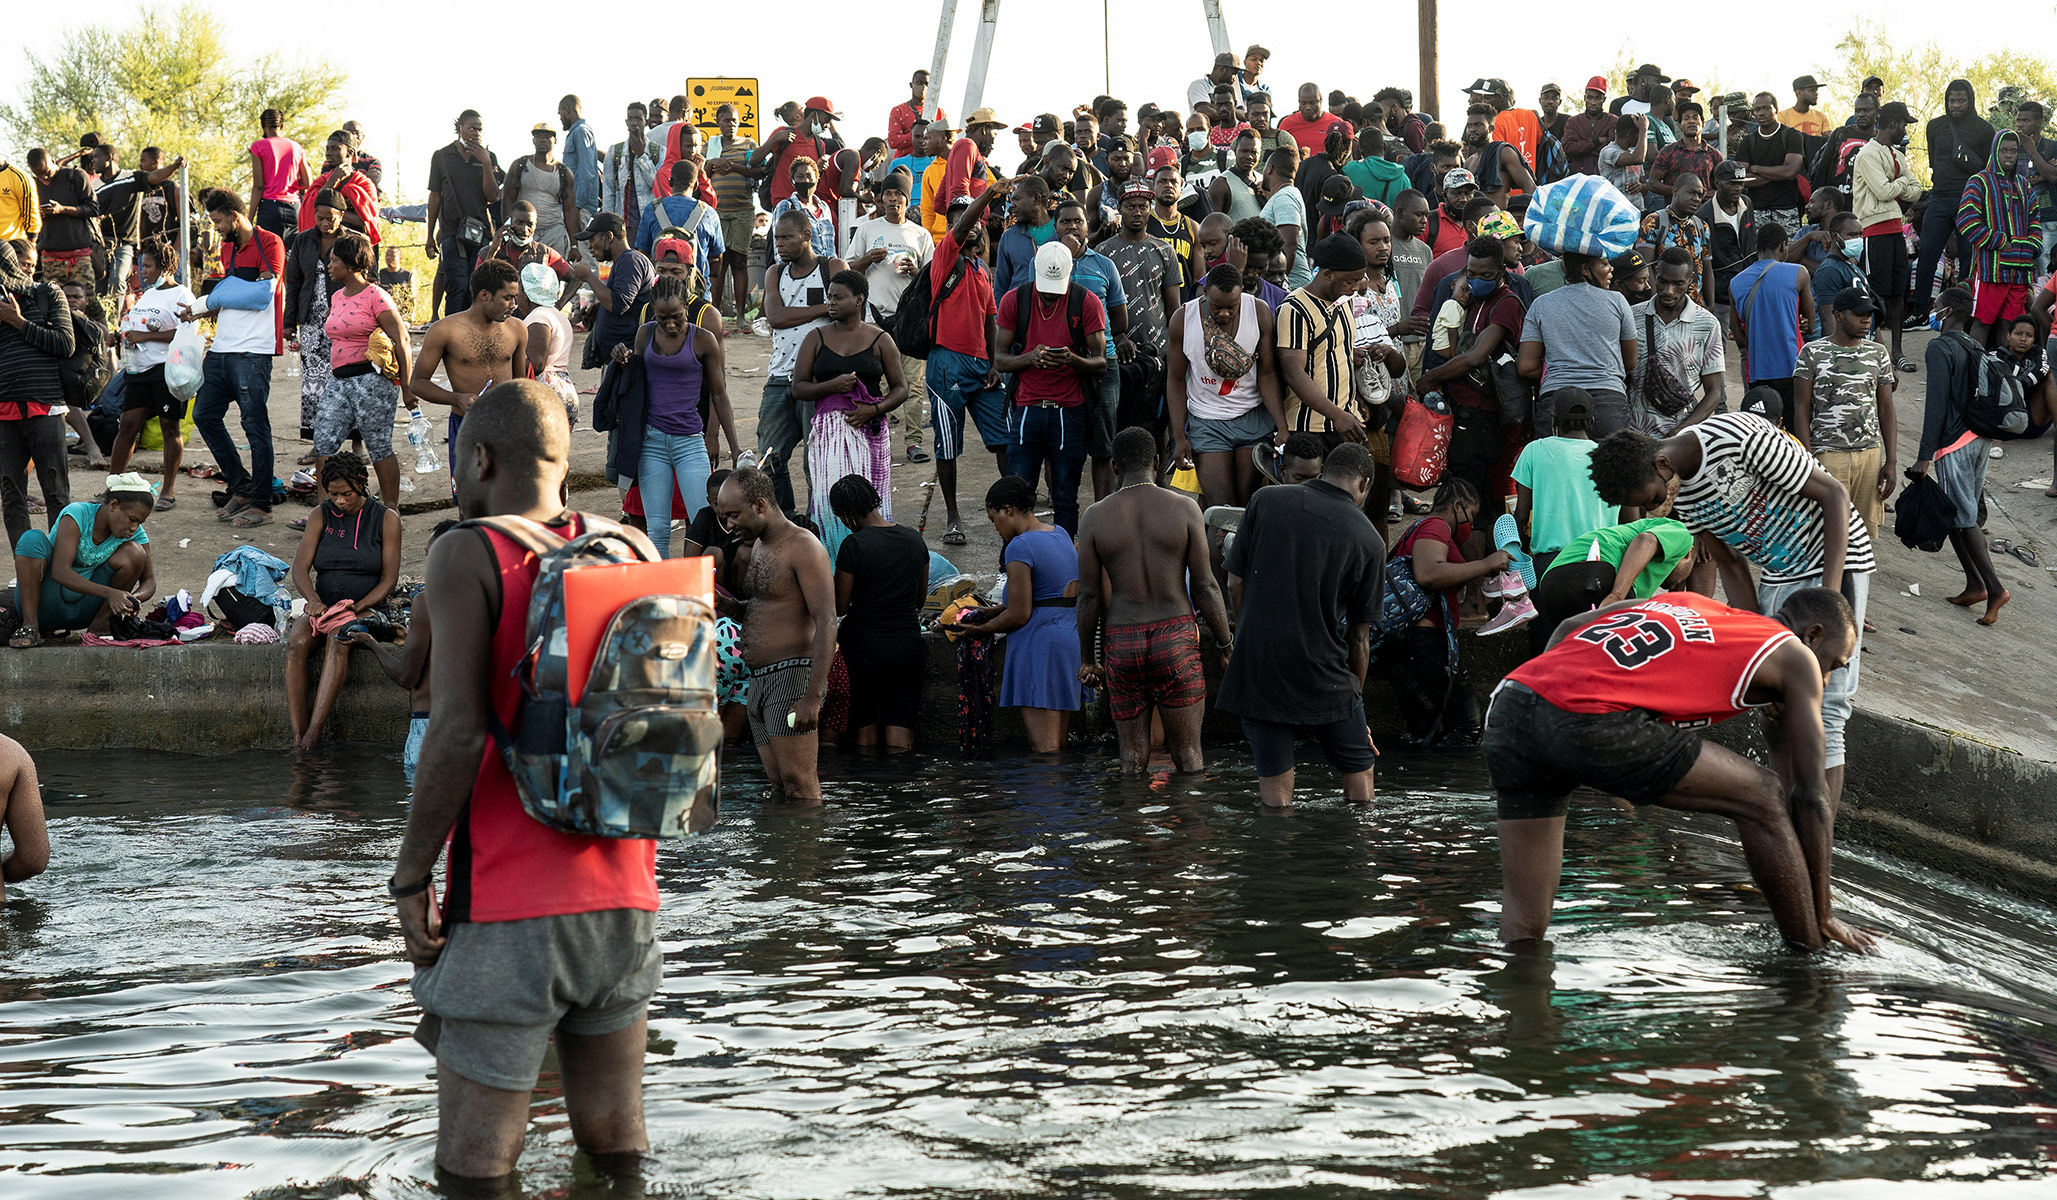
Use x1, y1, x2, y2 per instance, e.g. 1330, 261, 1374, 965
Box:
1, 745, 2055, 1198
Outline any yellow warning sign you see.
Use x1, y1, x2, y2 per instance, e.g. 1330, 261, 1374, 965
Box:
688, 78, 760, 143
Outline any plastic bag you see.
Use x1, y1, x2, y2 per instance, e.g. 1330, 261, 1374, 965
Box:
1522, 174, 1641, 259
1393, 392, 1454, 489
164, 322, 206, 401
137, 398, 195, 451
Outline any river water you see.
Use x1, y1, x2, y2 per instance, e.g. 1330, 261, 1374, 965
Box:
1, 748, 2054, 1198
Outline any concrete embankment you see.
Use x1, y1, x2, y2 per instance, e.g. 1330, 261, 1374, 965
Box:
5, 636, 2053, 902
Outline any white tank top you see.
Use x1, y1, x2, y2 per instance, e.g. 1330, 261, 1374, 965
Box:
1182, 293, 1262, 421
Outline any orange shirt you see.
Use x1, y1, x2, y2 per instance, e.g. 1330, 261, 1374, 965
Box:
1495, 109, 1542, 173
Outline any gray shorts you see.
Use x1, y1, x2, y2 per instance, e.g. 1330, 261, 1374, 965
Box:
1187, 406, 1276, 454
746, 657, 812, 742
411, 907, 660, 1092
314, 370, 399, 461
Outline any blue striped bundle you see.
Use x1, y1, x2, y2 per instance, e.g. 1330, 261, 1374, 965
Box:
1522, 174, 1640, 259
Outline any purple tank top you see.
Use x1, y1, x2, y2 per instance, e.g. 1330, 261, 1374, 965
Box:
642, 323, 706, 436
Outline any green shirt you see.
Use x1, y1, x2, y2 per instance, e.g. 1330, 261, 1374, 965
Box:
1548, 517, 1695, 597
1510, 436, 1612, 554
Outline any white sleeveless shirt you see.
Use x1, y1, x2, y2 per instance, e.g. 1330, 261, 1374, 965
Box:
1182, 293, 1262, 421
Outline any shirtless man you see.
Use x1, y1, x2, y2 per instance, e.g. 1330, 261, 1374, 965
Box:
715, 467, 836, 803
0, 735, 50, 902
1076, 427, 1233, 774
1485, 587, 1878, 953
412, 258, 527, 482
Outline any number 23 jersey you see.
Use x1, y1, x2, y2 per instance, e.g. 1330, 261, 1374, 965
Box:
1503, 592, 1797, 728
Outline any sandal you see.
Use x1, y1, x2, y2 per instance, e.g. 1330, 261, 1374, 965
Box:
941, 524, 968, 546
297, 450, 317, 466
288, 515, 309, 531
1896, 356, 1916, 373
154, 494, 176, 512
8, 627, 41, 649
232, 508, 275, 528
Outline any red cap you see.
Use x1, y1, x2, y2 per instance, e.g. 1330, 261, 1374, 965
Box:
1584, 75, 1607, 93
654, 237, 695, 265
1146, 145, 1178, 172
1673, 79, 1700, 94
804, 96, 840, 118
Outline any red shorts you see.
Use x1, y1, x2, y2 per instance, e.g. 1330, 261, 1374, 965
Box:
1103, 615, 1205, 722
1971, 279, 2030, 326
621, 481, 689, 519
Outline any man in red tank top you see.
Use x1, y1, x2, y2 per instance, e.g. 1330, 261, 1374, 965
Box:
390, 380, 664, 1183
1483, 588, 1878, 955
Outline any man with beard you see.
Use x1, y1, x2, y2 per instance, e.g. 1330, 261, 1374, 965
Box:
1087, 136, 1137, 238
1699, 161, 1760, 305
1374, 87, 1428, 155
1537, 83, 1568, 143
720, 467, 836, 803
1628, 246, 1728, 435
1462, 104, 1533, 209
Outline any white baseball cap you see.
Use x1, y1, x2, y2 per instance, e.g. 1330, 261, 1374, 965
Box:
1034, 241, 1073, 294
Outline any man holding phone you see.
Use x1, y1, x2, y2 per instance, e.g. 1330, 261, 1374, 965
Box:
993, 240, 1108, 535
426, 110, 504, 316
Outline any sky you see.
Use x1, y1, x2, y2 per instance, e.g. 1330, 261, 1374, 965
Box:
7, 2, 2057, 199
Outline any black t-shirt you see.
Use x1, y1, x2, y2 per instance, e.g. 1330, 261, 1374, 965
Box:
1216, 479, 1386, 725
427, 141, 504, 235
682, 505, 740, 566
36, 168, 97, 253
834, 523, 928, 657
377, 268, 414, 289
96, 170, 147, 245
1739, 125, 1806, 211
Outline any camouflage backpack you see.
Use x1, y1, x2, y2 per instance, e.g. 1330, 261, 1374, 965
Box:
469, 515, 720, 840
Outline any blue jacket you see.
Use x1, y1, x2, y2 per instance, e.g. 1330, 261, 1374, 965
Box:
563, 118, 601, 213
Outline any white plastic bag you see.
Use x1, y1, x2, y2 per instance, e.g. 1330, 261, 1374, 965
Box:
164, 322, 206, 401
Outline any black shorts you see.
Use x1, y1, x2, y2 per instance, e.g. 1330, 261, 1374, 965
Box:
1447, 403, 1500, 498
844, 643, 924, 731
121, 365, 181, 420
1865, 232, 1910, 299
1481, 682, 1703, 820
1240, 695, 1376, 779
1532, 561, 1614, 634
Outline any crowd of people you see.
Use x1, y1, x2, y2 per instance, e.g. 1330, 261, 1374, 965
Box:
4, 45, 2053, 1185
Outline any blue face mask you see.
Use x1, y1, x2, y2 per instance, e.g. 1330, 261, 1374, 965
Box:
1843, 237, 1866, 259
1466, 276, 1497, 297
1929, 310, 1943, 331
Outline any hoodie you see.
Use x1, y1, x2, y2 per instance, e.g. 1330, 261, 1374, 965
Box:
1956, 130, 2039, 285
1927, 80, 1996, 198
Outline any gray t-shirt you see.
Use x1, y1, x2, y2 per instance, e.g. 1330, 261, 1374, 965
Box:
1520, 282, 1636, 394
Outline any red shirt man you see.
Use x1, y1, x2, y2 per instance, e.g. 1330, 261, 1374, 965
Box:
888, 71, 946, 157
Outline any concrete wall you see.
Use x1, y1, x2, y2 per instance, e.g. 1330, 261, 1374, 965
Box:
6, 636, 2054, 902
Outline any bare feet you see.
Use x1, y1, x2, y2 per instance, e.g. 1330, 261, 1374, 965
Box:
2046, 485, 2057, 498
1947, 589, 1988, 607
1977, 590, 2012, 626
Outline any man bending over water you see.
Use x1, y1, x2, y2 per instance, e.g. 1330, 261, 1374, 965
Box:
1076, 426, 1233, 774
0, 736, 49, 902
1483, 586, 1878, 953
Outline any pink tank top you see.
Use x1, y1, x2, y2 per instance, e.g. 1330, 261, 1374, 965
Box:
1181, 293, 1262, 421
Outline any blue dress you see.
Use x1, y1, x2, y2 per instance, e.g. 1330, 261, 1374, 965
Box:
997, 527, 1081, 712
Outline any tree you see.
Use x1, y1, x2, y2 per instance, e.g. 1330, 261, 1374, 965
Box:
2, 4, 346, 194
1829, 20, 2057, 186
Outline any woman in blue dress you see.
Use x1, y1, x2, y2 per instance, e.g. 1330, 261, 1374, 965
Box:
947, 475, 1080, 752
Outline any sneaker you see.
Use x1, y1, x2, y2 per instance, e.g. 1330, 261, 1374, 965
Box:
1481, 569, 1526, 600
1476, 595, 1538, 636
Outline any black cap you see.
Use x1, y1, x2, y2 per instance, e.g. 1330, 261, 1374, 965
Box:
1317, 173, 1359, 218
1555, 386, 1593, 421
1793, 75, 1821, 91
1462, 77, 1494, 95
574, 212, 626, 240
1833, 285, 1878, 315
1632, 63, 1670, 82
1611, 249, 1649, 275
1713, 160, 1749, 182
1032, 112, 1061, 136
1878, 101, 1915, 125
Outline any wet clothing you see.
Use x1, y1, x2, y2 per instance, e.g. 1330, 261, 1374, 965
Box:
997, 528, 1081, 712
1485, 681, 1704, 820
310, 498, 388, 608
1104, 615, 1205, 722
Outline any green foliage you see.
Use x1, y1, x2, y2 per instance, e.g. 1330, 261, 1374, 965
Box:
1829, 20, 2057, 186
2, 3, 345, 193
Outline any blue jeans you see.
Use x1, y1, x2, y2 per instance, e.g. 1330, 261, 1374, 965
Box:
108, 243, 136, 297
638, 427, 710, 557
755, 376, 812, 513
438, 236, 482, 314
193, 352, 275, 511
1757, 569, 1868, 769
1007, 403, 1088, 535
256, 197, 298, 238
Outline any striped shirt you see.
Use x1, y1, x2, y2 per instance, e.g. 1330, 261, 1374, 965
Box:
1677, 412, 1877, 585
706, 135, 757, 214
1276, 286, 1353, 433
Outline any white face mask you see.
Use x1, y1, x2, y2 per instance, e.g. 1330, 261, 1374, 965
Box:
1187, 130, 1209, 152
507, 231, 533, 247
809, 119, 827, 137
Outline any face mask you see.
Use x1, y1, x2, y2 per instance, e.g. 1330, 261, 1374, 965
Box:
507, 231, 533, 247
1451, 521, 1474, 543
1843, 237, 1866, 259
808, 120, 825, 137
1929, 310, 1943, 331
1466, 277, 1496, 297
1187, 130, 1208, 152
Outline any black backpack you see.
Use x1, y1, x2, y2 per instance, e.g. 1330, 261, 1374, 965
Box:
1001, 284, 1090, 400
1965, 339, 2034, 441
892, 254, 969, 360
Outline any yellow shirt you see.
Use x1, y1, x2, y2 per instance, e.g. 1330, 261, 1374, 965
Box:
920, 160, 950, 238
0, 162, 39, 244
1778, 107, 1833, 138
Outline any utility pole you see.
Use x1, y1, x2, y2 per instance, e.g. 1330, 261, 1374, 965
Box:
1418, 0, 1438, 119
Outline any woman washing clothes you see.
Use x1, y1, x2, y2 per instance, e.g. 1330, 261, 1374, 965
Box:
286, 453, 401, 755
7, 474, 157, 647
945, 476, 1080, 753
791, 270, 908, 564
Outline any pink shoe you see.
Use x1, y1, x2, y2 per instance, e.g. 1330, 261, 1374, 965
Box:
1476, 595, 1537, 636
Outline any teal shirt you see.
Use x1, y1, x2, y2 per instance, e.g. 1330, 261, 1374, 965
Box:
1510, 436, 1612, 555
1549, 517, 1695, 597
55, 501, 148, 567
1343, 156, 1411, 207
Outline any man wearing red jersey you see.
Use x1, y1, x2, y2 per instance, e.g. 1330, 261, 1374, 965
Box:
1483, 587, 1877, 954
392, 380, 663, 1184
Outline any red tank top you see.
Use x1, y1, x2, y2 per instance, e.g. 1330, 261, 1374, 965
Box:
1503, 592, 1797, 728
442, 515, 660, 924
768, 132, 826, 206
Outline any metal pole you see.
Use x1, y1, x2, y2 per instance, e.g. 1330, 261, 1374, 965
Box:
961, 0, 1002, 119
178, 160, 191, 286
1104, 0, 1111, 96
1417, 0, 1439, 120
924, 0, 957, 122
1199, 0, 1230, 58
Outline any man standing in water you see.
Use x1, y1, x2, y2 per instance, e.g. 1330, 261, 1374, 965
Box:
411, 259, 527, 478
717, 467, 836, 804
0, 735, 49, 902
1075, 427, 1234, 775
394, 380, 663, 1184
1485, 587, 1877, 953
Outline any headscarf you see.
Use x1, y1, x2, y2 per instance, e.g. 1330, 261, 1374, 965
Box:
0, 240, 31, 294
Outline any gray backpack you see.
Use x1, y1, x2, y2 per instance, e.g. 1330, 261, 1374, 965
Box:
470, 515, 721, 840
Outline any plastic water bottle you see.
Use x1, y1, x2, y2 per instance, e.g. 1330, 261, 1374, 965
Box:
400, 473, 416, 494
409, 410, 439, 474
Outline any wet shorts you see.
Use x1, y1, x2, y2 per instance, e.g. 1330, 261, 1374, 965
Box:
844, 643, 924, 731
746, 656, 812, 742
1481, 681, 1703, 821
1104, 615, 1205, 722
1240, 696, 1376, 779
403, 712, 428, 784
411, 907, 660, 1092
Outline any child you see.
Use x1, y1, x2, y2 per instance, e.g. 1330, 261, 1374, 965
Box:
1598, 114, 1647, 197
